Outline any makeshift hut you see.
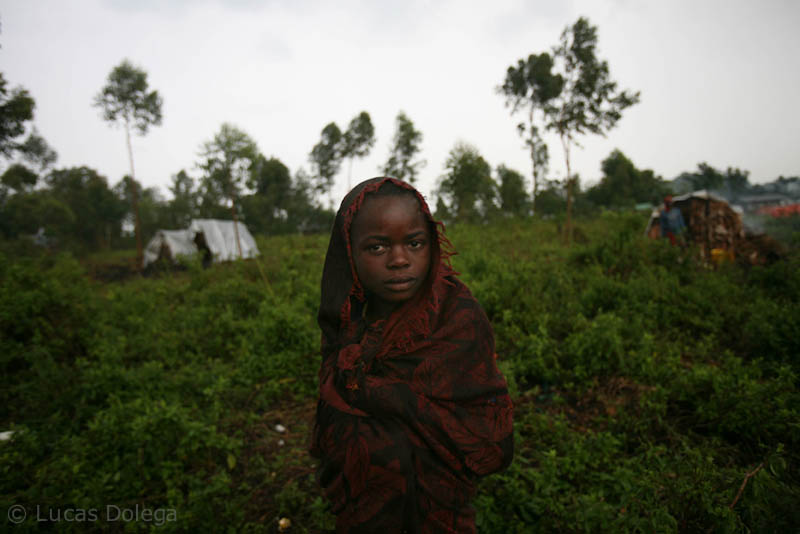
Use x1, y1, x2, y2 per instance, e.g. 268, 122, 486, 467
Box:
143, 219, 259, 268
646, 190, 746, 262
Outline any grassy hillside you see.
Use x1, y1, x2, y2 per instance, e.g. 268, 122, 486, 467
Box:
2, 213, 798, 532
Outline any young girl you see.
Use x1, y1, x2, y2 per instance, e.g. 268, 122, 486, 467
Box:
311, 177, 513, 533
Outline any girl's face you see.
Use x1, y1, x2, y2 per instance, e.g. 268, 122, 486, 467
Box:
350, 194, 432, 318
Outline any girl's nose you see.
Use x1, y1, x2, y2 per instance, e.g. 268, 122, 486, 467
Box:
387, 245, 410, 268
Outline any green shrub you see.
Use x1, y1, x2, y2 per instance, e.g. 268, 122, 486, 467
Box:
1, 220, 798, 532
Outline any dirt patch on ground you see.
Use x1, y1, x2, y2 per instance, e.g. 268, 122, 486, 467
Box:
84, 257, 140, 282
235, 398, 321, 526
518, 377, 655, 432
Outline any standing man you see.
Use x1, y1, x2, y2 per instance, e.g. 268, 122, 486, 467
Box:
660, 195, 687, 246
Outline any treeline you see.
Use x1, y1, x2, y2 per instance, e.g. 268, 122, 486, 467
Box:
0, 57, 430, 255
433, 144, 800, 225
2, 15, 797, 257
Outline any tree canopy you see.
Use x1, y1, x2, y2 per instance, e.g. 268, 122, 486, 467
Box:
499, 52, 562, 206
46, 166, 127, 249
309, 122, 343, 200
341, 111, 376, 190
437, 142, 496, 224
165, 170, 198, 229
0, 73, 57, 177
585, 149, 667, 208
197, 123, 259, 255
93, 60, 163, 136
497, 165, 530, 217
381, 111, 425, 184
0, 73, 35, 159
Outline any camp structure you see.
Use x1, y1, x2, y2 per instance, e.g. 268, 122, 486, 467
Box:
143, 229, 197, 268
645, 190, 783, 265
143, 219, 259, 268
189, 219, 259, 264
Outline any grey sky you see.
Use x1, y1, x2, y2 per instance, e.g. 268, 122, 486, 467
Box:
2, 0, 798, 204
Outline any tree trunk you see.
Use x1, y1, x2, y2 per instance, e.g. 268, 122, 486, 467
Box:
125, 121, 143, 271
529, 106, 538, 215
530, 142, 539, 215
561, 133, 573, 245
229, 190, 243, 259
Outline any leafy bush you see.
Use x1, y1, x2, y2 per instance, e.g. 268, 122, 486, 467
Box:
1, 219, 798, 532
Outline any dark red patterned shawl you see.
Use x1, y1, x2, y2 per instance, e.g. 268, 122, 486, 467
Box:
311, 177, 513, 534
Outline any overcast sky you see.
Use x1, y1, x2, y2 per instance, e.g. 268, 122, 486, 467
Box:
2, 0, 798, 204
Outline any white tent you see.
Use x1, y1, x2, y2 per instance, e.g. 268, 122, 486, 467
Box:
143, 219, 259, 268
189, 219, 259, 262
143, 229, 197, 267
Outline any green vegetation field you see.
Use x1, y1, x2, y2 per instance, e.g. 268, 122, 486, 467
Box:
2, 212, 799, 533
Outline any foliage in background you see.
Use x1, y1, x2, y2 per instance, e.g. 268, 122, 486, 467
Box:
308, 111, 376, 198
436, 142, 497, 224
196, 123, 260, 257
1, 214, 798, 532
546, 17, 641, 241
498, 51, 561, 207
496, 164, 531, 218
340, 111, 376, 191
0, 72, 58, 172
381, 111, 425, 184
585, 149, 670, 208
309, 122, 343, 202
93, 59, 163, 269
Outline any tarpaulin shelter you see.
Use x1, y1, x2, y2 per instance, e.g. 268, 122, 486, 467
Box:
189, 219, 259, 263
143, 219, 259, 268
143, 229, 197, 268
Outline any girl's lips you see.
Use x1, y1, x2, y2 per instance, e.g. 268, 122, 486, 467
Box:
385, 278, 416, 291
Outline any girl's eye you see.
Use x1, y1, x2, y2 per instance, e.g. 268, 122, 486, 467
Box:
367, 244, 385, 254
409, 240, 425, 249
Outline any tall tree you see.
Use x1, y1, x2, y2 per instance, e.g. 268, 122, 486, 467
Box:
166, 169, 197, 228
15, 129, 57, 172
1, 163, 38, 193
437, 142, 497, 224
0, 73, 35, 159
0, 188, 74, 240
0, 70, 62, 240
381, 111, 425, 184
46, 166, 127, 249
93, 59, 163, 268
0, 73, 58, 185
499, 53, 563, 210
546, 17, 640, 242
249, 155, 291, 201
242, 155, 293, 235
496, 165, 530, 217
586, 149, 667, 208
687, 162, 725, 192
197, 123, 259, 258
723, 167, 750, 199
341, 111, 376, 191
309, 122, 343, 204
286, 167, 335, 234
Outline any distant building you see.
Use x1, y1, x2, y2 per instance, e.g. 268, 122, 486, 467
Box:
735, 194, 792, 213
